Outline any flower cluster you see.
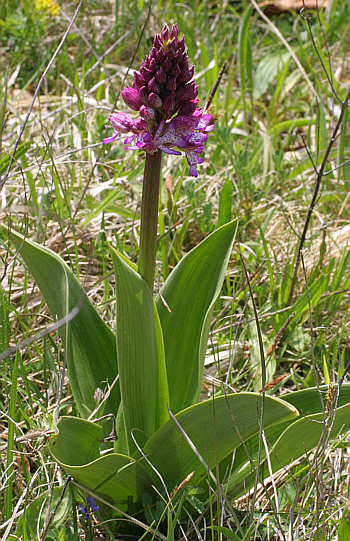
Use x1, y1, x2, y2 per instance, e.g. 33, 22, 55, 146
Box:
34, 0, 59, 16
77, 496, 99, 521
103, 24, 215, 177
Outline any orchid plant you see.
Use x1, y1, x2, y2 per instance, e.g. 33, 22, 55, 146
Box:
8, 24, 350, 538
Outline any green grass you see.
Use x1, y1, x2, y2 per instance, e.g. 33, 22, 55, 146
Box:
0, 0, 350, 539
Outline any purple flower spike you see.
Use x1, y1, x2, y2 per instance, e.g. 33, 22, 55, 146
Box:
103, 24, 215, 177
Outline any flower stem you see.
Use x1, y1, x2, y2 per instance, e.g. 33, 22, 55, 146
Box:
138, 150, 162, 291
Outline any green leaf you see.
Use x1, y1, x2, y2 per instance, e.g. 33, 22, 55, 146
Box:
253, 51, 291, 99
216, 178, 232, 229
9, 229, 119, 419
9, 485, 73, 541
225, 385, 350, 500
156, 220, 238, 414
209, 525, 242, 541
50, 396, 297, 516
139, 393, 298, 491
49, 416, 156, 514
339, 500, 350, 541
0, 142, 30, 175
110, 246, 169, 454
270, 402, 350, 471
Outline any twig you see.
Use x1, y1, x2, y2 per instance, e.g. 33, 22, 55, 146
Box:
287, 87, 350, 305
239, 252, 266, 525
0, 294, 86, 361
40, 476, 72, 541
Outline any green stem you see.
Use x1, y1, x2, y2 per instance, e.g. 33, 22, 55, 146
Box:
138, 150, 162, 291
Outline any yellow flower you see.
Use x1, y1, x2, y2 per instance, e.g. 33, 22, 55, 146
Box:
34, 0, 60, 16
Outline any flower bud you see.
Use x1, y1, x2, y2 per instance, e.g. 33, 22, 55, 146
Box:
170, 64, 181, 78
139, 86, 149, 105
121, 87, 142, 111
166, 77, 177, 92
140, 65, 153, 82
162, 58, 172, 73
156, 67, 167, 84
178, 100, 199, 116
134, 72, 146, 90
176, 82, 197, 101
170, 24, 179, 40
155, 49, 165, 63
149, 93, 162, 108
161, 25, 169, 42
149, 58, 158, 72
108, 112, 133, 133
177, 65, 194, 85
148, 77, 160, 94
162, 93, 175, 111
139, 105, 156, 120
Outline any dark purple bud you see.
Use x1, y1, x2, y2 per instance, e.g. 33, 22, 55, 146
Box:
161, 25, 169, 42
176, 81, 197, 101
177, 65, 194, 85
149, 47, 158, 61
170, 24, 179, 40
173, 50, 183, 64
162, 93, 175, 111
177, 36, 185, 52
149, 58, 158, 72
170, 64, 181, 78
167, 48, 175, 61
140, 65, 154, 82
149, 93, 162, 108
139, 86, 149, 105
178, 100, 199, 116
180, 54, 189, 71
121, 87, 142, 111
156, 67, 167, 84
134, 72, 146, 90
162, 57, 172, 72
148, 77, 160, 94
155, 49, 165, 64
166, 76, 177, 91
154, 35, 162, 50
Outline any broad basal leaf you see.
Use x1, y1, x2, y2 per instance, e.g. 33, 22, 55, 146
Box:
225, 384, 350, 500
138, 392, 298, 491
49, 417, 156, 514
155, 220, 237, 414
9, 229, 119, 419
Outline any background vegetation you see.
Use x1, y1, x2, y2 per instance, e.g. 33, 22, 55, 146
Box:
0, 0, 349, 539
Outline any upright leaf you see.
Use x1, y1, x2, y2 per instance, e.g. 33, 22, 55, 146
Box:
110, 246, 169, 454
156, 220, 237, 414
9, 229, 119, 419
